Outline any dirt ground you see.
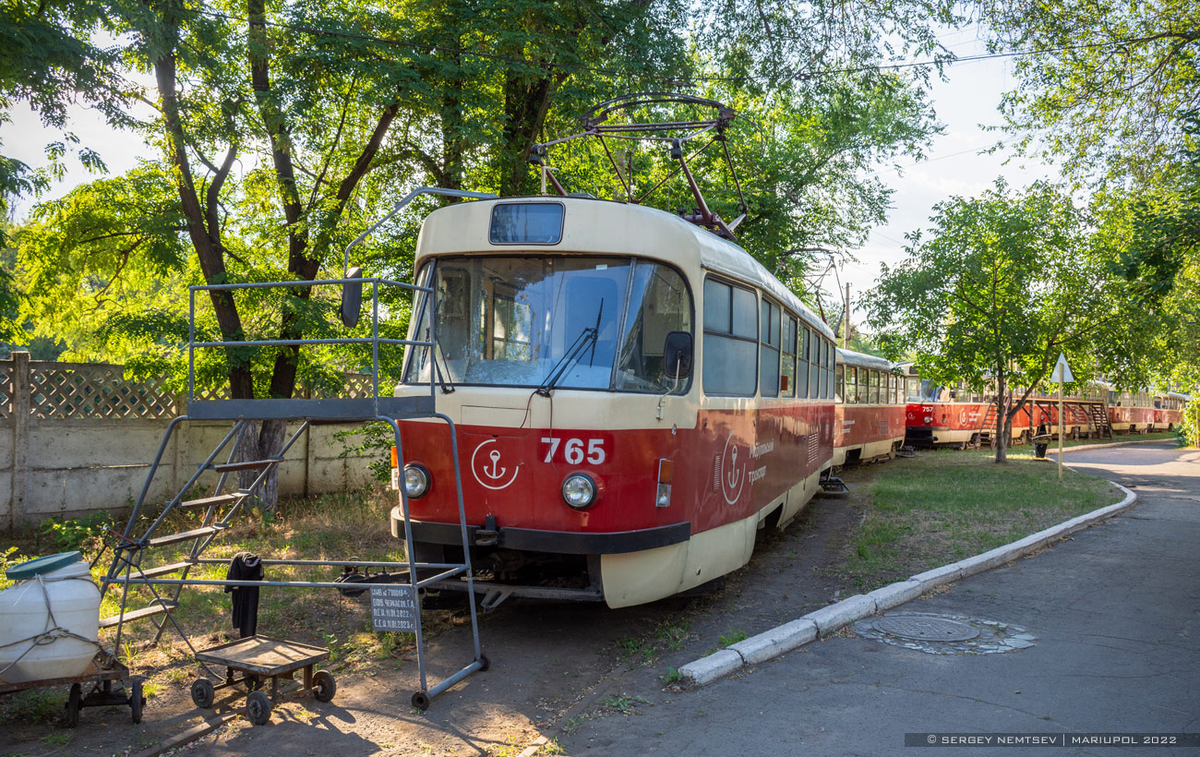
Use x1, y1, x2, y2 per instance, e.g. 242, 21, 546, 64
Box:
1, 465, 880, 757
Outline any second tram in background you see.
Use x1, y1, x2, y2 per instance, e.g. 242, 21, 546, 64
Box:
832, 349, 906, 468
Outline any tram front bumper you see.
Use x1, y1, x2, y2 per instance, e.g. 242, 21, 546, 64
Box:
389, 507, 690, 555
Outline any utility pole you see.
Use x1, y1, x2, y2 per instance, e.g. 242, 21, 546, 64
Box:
843, 283, 850, 349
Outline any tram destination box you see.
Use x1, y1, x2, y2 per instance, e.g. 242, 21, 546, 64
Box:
370, 585, 418, 633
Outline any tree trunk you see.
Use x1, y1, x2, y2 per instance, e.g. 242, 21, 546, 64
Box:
994, 372, 1008, 463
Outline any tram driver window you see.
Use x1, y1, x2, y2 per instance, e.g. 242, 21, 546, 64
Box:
615, 262, 693, 393
835, 363, 844, 403
703, 278, 758, 396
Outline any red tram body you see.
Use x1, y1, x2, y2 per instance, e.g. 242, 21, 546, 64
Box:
833, 349, 906, 467
902, 367, 1189, 447
389, 198, 837, 608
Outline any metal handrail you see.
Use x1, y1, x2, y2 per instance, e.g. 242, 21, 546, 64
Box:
187, 276, 436, 408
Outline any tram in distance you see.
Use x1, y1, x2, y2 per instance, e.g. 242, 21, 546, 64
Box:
899, 365, 1190, 449
388, 197, 838, 608
832, 348, 907, 468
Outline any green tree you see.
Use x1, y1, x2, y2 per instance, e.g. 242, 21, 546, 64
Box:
976, 0, 1199, 185
868, 180, 1130, 462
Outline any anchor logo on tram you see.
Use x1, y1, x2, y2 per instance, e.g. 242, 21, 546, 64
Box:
470, 439, 521, 491
720, 432, 747, 505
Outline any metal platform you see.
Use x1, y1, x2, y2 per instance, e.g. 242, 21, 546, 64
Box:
187, 396, 435, 421
100, 257, 488, 711
0, 657, 143, 727
191, 636, 334, 726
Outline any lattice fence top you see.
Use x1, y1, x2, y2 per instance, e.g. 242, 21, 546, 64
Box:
18, 361, 380, 420
0, 364, 12, 419
30, 362, 182, 420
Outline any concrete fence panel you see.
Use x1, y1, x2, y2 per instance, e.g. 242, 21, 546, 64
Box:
2, 353, 384, 528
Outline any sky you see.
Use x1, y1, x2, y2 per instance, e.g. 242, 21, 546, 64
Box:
0, 25, 1059, 325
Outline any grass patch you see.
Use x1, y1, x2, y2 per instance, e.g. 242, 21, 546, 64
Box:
836, 446, 1122, 592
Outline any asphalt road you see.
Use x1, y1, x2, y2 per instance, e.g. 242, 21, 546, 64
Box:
566, 442, 1200, 756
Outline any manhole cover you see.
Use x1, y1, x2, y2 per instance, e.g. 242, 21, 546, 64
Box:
852, 612, 1036, 655
873, 616, 980, 642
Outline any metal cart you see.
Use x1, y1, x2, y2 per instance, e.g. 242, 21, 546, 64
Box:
0, 655, 143, 727
189, 636, 334, 726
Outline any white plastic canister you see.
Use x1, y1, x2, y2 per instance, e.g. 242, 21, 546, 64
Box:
0, 552, 102, 683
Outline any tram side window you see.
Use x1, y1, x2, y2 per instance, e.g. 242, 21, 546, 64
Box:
781, 315, 797, 398
703, 278, 758, 396
615, 262, 693, 393
809, 334, 820, 398
824, 340, 834, 399
835, 363, 844, 403
846, 367, 857, 404
760, 299, 781, 397
797, 327, 810, 398
869, 370, 880, 404
818, 340, 828, 399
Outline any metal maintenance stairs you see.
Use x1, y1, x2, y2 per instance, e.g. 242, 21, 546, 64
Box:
97, 419, 303, 649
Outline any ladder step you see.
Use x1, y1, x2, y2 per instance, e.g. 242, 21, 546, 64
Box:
178, 492, 250, 509
209, 459, 282, 472
130, 561, 197, 579
99, 601, 178, 629
146, 525, 225, 547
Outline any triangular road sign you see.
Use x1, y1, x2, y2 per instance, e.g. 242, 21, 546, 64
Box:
1050, 352, 1074, 383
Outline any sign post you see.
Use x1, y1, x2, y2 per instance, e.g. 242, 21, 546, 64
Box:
1051, 353, 1074, 481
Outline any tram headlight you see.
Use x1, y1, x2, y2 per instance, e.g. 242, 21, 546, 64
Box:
561, 473, 598, 510
403, 464, 431, 499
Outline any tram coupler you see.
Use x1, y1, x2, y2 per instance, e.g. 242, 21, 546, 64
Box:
820, 473, 849, 494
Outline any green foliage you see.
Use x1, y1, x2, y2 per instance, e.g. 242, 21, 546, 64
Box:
39, 512, 114, 554
0, 545, 22, 590
1181, 401, 1199, 448
978, 0, 1200, 185
868, 179, 1132, 459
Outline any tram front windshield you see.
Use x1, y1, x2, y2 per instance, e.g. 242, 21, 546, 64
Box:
403, 256, 692, 392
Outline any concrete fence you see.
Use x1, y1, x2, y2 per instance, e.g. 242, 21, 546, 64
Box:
1, 352, 382, 529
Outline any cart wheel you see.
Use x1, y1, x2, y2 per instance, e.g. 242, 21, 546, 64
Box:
411, 690, 431, 710
312, 670, 336, 703
246, 690, 272, 726
65, 683, 82, 728
478, 654, 490, 672
190, 678, 215, 709
130, 678, 144, 724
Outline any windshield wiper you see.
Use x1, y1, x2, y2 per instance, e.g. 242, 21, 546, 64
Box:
536, 299, 604, 397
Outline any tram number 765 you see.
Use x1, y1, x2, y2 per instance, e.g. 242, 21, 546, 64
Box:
542, 437, 607, 465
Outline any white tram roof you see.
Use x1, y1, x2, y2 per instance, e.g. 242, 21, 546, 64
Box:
836, 348, 896, 372
415, 196, 836, 341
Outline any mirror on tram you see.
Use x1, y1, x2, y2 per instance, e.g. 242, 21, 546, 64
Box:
663, 331, 693, 379
341, 266, 364, 328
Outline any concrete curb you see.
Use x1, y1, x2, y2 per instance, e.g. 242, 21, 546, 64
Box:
1051, 437, 1176, 454
678, 481, 1137, 688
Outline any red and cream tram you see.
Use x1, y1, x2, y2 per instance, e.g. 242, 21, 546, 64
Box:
833, 349, 906, 467
389, 197, 837, 608
1102, 383, 1189, 433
